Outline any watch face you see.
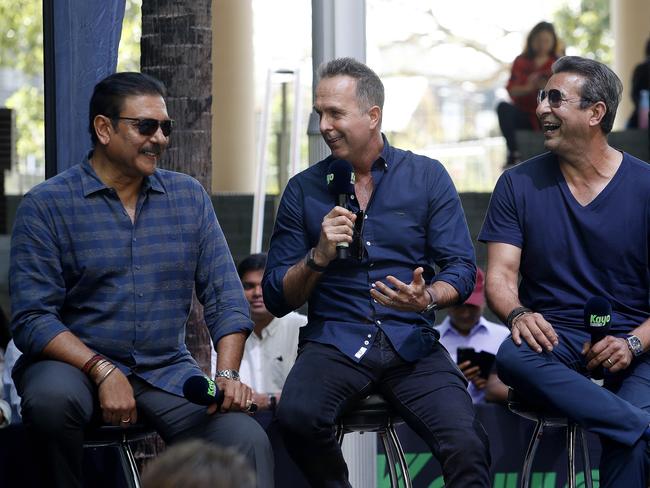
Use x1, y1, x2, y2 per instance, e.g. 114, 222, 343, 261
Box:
627, 335, 643, 356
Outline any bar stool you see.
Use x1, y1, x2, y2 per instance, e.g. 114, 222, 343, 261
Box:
84, 424, 155, 488
336, 393, 411, 488
507, 389, 593, 488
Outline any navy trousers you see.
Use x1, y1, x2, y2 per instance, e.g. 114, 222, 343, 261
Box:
277, 331, 491, 488
497, 326, 650, 487
16, 360, 274, 488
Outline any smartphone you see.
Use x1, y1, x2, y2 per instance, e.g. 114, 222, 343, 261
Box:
475, 351, 496, 379
456, 347, 476, 366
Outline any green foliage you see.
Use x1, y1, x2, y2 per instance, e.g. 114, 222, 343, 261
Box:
553, 0, 612, 64
117, 0, 142, 72
0, 0, 141, 182
6, 86, 44, 164
0, 0, 43, 77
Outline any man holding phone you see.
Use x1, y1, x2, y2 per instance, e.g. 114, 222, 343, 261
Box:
435, 268, 510, 403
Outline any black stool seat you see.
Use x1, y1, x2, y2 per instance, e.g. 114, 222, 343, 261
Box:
336, 394, 411, 488
507, 389, 593, 488
84, 423, 155, 488
84, 423, 154, 446
507, 391, 572, 427
337, 394, 403, 434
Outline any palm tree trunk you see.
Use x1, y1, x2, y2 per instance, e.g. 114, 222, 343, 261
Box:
141, 0, 213, 374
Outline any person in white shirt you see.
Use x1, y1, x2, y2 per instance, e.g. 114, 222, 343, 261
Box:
238, 254, 306, 412
435, 268, 510, 404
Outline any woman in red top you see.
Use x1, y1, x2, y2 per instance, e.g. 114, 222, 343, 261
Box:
497, 21, 559, 167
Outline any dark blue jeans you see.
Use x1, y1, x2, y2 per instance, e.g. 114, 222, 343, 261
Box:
277, 331, 491, 488
497, 326, 650, 488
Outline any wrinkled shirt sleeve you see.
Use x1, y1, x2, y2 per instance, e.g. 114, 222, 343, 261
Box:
426, 164, 477, 302
262, 178, 308, 318
10, 194, 69, 357
194, 186, 253, 344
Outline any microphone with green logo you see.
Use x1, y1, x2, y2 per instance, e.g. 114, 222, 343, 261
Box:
584, 296, 612, 380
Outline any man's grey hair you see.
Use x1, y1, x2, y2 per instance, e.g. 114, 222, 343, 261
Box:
317, 57, 384, 112
552, 56, 622, 134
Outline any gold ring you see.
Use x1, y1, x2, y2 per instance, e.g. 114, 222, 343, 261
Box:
121, 418, 131, 423
245, 399, 252, 407
606, 358, 614, 367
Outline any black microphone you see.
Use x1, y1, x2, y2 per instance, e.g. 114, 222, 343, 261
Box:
584, 296, 612, 379
327, 159, 355, 260
183, 375, 258, 412
183, 375, 225, 407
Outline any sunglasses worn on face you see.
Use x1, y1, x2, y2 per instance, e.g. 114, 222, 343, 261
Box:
115, 117, 174, 137
537, 89, 592, 108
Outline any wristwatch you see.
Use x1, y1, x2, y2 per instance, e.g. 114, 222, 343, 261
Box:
305, 248, 327, 273
215, 369, 240, 381
625, 335, 644, 357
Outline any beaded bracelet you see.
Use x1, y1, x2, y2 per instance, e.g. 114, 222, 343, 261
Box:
506, 306, 533, 329
82, 354, 104, 375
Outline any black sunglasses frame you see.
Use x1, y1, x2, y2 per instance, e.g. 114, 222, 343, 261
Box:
115, 117, 174, 137
537, 89, 592, 108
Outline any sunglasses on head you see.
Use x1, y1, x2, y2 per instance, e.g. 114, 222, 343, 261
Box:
537, 89, 592, 108
115, 117, 174, 137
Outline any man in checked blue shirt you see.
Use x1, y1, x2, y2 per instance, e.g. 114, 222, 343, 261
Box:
263, 58, 490, 487
9, 72, 272, 487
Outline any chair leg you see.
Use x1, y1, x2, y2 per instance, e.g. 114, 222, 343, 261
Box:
387, 424, 412, 488
520, 420, 544, 488
579, 428, 593, 488
380, 431, 399, 488
121, 437, 141, 488
567, 423, 577, 488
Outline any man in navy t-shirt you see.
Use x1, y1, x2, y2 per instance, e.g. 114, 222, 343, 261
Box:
480, 56, 650, 487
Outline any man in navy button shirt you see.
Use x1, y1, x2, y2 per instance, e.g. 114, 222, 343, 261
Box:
263, 58, 490, 487
9, 72, 272, 487
481, 56, 650, 487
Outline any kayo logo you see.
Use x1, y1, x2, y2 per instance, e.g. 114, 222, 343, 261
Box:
589, 314, 611, 328
206, 378, 217, 397
326, 172, 356, 185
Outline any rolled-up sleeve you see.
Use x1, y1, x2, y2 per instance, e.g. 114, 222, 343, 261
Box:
262, 178, 308, 318
194, 186, 253, 343
426, 164, 476, 302
10, 194, 69, 357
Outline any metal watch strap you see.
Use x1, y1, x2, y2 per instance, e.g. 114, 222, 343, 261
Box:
215, 369, 240, 381
420, 288, 437, 314
625, 335, 644, 357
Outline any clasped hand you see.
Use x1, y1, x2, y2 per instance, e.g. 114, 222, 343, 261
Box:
210, 377, 254, 414
582, 335, 633, 373
458, 360, 487, 390
315, 206, 357, 263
